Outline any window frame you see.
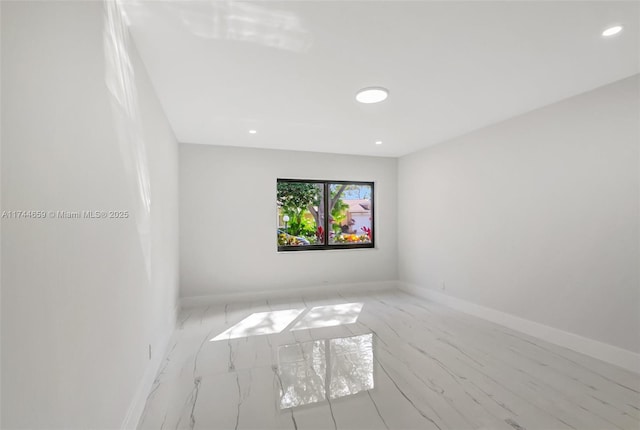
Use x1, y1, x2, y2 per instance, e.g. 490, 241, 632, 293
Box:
277, 178, 375, 252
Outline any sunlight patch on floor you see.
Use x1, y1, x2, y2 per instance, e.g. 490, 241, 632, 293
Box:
290, 302, 364, 331
210, 309, 305, 341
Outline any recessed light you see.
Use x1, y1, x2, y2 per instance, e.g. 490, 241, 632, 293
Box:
602, 25, 623, 37
356, 87, 389, 104
249, 130, 257, 134
375, 141, 383, 145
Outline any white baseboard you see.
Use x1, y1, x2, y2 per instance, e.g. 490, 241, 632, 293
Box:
120, 307, 178, 430
399, 282, 640, 375
180, 280, 397, 309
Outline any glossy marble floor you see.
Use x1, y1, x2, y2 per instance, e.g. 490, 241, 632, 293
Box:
138, 290, 640, 430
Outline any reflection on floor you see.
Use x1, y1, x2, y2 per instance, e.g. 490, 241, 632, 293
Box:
278, 333, 374, 409
138, 291, 640, 430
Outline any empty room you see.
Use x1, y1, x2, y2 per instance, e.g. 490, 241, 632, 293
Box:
1, 0, 639, 429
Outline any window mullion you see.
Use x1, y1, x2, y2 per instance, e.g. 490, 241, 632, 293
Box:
323, 182, 329, 246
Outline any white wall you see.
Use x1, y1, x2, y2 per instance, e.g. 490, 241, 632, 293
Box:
179, 144, 397, 299
398, 75, 640, 353
1, 1, 179, 428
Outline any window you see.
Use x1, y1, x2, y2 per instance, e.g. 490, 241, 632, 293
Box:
277, 179, 374, 251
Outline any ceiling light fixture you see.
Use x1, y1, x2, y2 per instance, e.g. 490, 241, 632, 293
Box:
249, 130, 257, 134
602, 25, 623, 37
375, 141, 383, 145
356, 87, 389, 104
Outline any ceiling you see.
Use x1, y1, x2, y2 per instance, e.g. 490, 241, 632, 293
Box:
123, 1, 639, 157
